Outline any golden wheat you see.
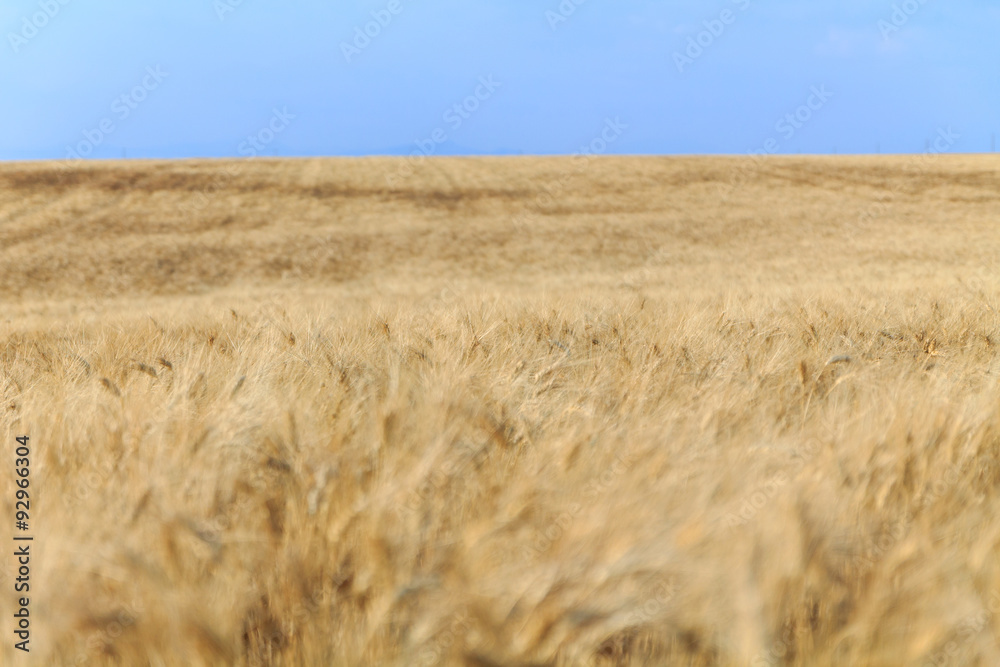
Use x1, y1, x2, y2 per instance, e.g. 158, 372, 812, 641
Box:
2, 156, 1000, 666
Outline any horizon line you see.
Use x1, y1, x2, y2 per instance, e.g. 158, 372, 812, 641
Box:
1, 151, 997, 165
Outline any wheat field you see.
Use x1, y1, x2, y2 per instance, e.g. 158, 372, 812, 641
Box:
1, 155, 1000, 666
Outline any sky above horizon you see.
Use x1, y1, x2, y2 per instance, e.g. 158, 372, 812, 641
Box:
2, 0, 998, 160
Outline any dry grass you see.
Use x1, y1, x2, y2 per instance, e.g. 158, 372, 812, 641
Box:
2, 155, 1000, 666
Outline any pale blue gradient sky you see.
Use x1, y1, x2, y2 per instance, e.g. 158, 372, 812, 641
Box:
1, 0, 997, 159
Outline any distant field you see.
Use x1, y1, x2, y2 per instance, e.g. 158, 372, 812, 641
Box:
2, 155, 1000, 665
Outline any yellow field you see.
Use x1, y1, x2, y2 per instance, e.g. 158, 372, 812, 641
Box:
2, 155, 1000, 666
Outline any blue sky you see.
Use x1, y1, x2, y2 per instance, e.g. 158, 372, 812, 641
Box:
1, 0, 997, 159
